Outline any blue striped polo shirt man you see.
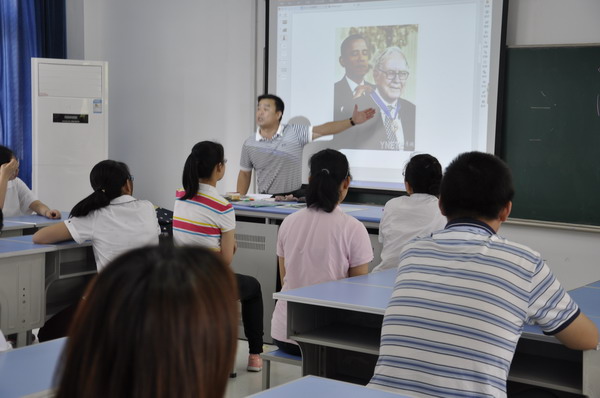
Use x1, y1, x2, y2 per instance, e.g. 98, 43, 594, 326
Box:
237, 94, 376, 196
369, 152, 598, 398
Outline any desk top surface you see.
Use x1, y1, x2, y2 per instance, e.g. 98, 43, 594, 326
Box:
277, 270, 600, 336
233, 202, 383, 224
0, 338, 65, 398
0, 235, 90, 257
0, 237, 56, 256
249, 376, 409, 397
4, 213, 68, 227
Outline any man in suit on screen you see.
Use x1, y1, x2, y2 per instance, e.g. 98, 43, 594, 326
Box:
333, 34, 375, 121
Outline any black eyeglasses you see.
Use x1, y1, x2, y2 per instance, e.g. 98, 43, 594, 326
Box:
377, 68, 410, 81
129, 174, 134, 182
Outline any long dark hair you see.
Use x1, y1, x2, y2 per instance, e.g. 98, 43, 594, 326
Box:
306, 149, 350, 213
70, 160, 131, 218
404, 154, 442, 196
54, 245, 239, 398
0, 145, 14, 165
180, 141, 224, 201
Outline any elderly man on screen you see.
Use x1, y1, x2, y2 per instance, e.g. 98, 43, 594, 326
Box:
237, 94, 375, 197
334, 46, 416, 151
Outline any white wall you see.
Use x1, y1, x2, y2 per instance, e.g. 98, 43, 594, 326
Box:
76, 0, 256, 209
67, 0, 600, 288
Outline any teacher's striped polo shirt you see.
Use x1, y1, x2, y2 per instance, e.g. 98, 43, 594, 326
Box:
240, 123, 312, 194
369, 219, 579, 398
172, 183, 235, 250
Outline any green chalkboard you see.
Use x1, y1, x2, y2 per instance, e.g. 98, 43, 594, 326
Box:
500, 46, 600, 227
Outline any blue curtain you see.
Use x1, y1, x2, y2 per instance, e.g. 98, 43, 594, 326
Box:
0, 0, 65, 187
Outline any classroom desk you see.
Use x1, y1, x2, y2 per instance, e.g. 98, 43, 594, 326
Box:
1, 213, 69, 237
248, 375, 409, 398
233, 202, 383, 228
0, 236, 95, 347
275, 270, 600, 396
0, 337, 65, 398
230, 202, 384, 343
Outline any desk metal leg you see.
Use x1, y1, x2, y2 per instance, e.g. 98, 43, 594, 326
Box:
583, 349, 600, 397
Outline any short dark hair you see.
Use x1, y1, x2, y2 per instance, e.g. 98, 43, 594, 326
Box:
258, 94, 284, 121
54, 245, 238, 398
440, 152, 515, 220
306, 149, 350, 213
340, 34, 369, 57
0, 145, 15, 165
404, 154, 442, 196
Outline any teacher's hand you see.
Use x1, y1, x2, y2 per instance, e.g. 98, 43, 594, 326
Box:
351, 105, 376, 125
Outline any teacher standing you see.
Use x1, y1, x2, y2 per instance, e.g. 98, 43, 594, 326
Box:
237, 94, 375, 197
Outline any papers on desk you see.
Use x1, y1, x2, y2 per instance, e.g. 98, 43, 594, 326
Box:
241, 201, 280, 208
341, 206, 363, 213
246, 194, 273, 201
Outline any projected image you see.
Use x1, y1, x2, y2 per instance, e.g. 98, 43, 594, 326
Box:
332, 25, 418, 152
269, 0, 506, 190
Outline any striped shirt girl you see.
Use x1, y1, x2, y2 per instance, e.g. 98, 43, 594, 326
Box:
173, 183, 235, 250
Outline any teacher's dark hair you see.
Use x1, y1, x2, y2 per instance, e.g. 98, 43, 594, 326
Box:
258, 94, 285, 122
440, 151, 515, 220
306, 149, 350, 213
404, 154, 442, 196
180, 141, 224, 201
70, 160, 131, 218
0, 145, 15, 165
54, 245, 238, 398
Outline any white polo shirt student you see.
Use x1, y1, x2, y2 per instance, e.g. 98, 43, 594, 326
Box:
33, 160, 160, 271
63, 195, 160, 270
0, 146, 61, 218
373, 154, 446, 272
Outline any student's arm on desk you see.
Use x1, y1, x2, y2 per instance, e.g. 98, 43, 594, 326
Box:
349, 264, 368, 277
554, 312, 599, 350
29, 200, 61, 219
237, 170, 252, 196
32, 222, 72, 244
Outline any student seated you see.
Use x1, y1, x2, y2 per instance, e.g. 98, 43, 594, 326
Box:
271, 149, 373, 355
369, 152, 599, 397
53, 245, 238, 398
33, 160, 160, 342
33, 160, 160, 271
173, 141, 264, 372
0, 145, 60, 218
373, 154, 446, 272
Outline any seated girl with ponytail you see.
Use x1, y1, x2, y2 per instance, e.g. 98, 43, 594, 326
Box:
173, 141, 265, 372
270, 149, 373, 356
33, 160, 161, 271
372, 154, 446, 272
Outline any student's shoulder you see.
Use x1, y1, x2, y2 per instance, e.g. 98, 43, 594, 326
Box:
384, 195, 409, 207
492, 234, 543, 260
338, 207, 367, 228
11, 177, 30, 189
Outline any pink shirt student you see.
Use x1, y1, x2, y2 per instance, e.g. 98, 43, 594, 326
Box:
271, 206, 373, 345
